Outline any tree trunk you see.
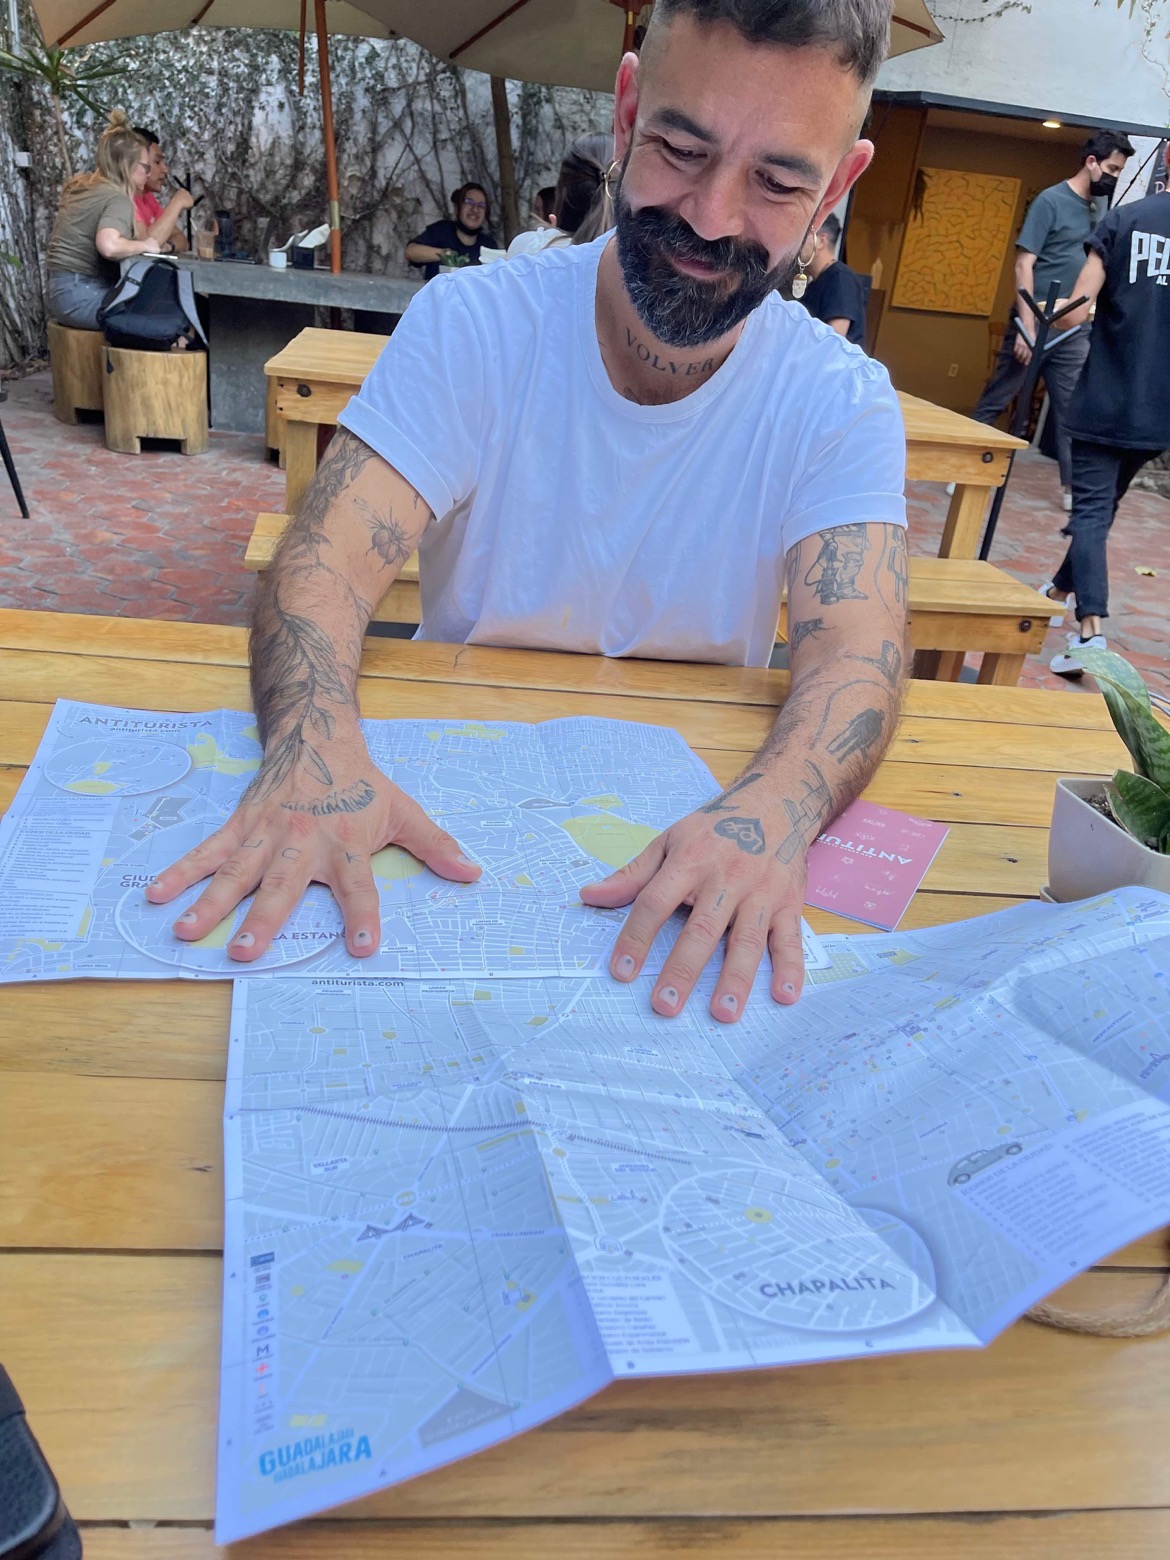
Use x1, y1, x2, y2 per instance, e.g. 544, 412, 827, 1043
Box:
490, 75, 520, 246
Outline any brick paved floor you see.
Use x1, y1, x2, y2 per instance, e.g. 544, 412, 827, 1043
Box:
0, 367, 1166, 695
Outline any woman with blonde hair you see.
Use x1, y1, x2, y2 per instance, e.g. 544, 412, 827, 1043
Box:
45, 108, 162, 330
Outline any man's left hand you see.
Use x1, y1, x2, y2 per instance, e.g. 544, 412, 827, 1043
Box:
578, 795, 808, 1024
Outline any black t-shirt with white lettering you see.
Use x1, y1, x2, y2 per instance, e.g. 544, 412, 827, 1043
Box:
1065, 193, 1170, 450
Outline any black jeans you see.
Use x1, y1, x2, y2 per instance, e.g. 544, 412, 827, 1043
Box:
1051, 438, 1160, 622
972, 320, 1091, 489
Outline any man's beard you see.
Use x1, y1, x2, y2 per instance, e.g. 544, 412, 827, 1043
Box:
614, 187, 798, 350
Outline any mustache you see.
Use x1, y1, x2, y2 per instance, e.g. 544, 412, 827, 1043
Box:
624, 204, 772, 283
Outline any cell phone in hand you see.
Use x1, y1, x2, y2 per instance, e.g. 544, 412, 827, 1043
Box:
0, 1367, 81, 1558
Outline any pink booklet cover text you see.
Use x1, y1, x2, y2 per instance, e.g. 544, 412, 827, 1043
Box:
805, 800, 949, 931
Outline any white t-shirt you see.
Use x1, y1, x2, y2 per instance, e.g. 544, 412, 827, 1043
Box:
506, 227, 569, 259
338, 234, 906, 667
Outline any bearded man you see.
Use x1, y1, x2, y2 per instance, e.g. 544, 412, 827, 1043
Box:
152, 0, 909, 1024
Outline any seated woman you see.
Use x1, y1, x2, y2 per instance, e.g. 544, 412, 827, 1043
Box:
405, 184, 497, 281
506, 132, 614, 259
45, 109, 161, 331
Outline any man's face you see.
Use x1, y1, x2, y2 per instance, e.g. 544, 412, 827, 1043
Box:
458, 190, 487, 231
146, 142, 167, 194
1086, 149, 1128, 198
612, 15, 873, 348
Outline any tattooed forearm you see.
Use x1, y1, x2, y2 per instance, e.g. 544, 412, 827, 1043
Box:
357, 497, 415, 569
788, 617, 825, 656
848, 639, 903, 686
714, 816, 766, 855
774, 761, 834, 865
247, 592, 360, 796
281, 779, 377, 817
827, 708, 885, 764
701, 772, 764, 813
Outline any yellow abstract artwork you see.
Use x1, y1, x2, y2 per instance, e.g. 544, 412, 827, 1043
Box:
892, 167, 1021, 316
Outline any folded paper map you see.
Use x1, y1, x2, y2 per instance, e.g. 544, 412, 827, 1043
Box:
217, 888, 1170, 1540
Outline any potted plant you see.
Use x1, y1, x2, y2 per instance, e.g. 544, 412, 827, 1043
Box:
1048, 648, 1170, 901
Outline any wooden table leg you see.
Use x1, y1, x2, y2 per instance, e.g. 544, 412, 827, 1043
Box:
283, 420, 319, 515
934, 650, 968, 681
939, 483, 991, 559
977, 651, 1025, 687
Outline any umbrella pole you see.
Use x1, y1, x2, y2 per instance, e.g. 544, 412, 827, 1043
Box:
314, 0, 342, 275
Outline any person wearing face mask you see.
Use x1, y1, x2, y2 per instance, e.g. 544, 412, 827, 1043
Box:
405, 183, 498, 282
970, 129, 1134, 512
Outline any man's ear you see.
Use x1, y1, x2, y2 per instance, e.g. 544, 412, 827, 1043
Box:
613, 51, 640, 161
812, 140, 874, 231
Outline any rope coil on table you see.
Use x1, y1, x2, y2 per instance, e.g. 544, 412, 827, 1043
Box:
1027, 1235, 1170, 1337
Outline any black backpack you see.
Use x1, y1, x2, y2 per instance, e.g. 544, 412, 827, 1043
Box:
99, 257, 207, 352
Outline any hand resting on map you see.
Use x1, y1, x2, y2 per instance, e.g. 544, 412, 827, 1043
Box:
146, 726, 482, 957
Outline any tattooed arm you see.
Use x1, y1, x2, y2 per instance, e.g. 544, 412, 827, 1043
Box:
580, 521, 908, 1022
148, 429, 480, 960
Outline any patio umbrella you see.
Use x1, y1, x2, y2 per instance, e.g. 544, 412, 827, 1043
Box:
30, 0, 399, 273
357, 0, 944, 94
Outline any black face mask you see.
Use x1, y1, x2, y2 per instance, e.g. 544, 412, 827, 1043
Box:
1089, 170, 1118, 199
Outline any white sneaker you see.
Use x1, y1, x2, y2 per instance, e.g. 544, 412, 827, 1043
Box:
1040, 580, 1073, 626
1050, 631, 1106, 678
1062, 489, 1073, 513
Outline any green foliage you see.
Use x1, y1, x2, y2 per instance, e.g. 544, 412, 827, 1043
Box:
1079, 647, 1170, 854
0, 41, 131, 115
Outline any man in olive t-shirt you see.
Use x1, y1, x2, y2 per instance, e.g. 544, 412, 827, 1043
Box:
970, 129, 1134, 507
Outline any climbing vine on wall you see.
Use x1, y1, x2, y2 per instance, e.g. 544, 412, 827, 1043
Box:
0, 10, 612, 370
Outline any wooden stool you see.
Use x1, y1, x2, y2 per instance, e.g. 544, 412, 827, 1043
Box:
102, 346, 209, 456
47, 320, 104, 424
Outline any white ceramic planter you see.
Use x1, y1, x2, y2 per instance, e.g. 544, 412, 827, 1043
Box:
1048, 777, 1170, 901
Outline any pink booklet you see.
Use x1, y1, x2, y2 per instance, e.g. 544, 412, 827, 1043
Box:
805, 800, 949, 931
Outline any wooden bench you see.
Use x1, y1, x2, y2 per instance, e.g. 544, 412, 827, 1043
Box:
246, 514, 1053, 685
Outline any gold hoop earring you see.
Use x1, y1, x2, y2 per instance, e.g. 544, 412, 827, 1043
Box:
791, 231, 818, 300
602, 158, 621, 197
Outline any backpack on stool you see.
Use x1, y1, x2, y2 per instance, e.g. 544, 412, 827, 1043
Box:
98, 257, 207, 352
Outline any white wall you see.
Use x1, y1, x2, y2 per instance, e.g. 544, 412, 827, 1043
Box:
879, 0, 1170, 130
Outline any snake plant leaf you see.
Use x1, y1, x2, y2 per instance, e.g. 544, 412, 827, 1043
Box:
1079, 649, 1170, 791
1108, 769, 1170, 849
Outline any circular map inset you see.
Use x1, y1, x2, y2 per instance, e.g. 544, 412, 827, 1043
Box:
46, 738, 191, 798
115, 881, 343, 974
660, 1166, 933, 1333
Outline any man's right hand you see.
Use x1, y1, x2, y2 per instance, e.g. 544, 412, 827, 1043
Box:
1012, 332, 1032, 366
146, 732, 481, 962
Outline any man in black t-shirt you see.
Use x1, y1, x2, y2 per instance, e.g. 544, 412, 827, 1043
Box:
1044, 187, 1170, 676
797, 213, 870, 347
971, 130, 1134, 512
405, 182, 498, 282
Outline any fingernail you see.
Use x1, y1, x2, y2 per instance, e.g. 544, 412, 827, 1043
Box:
782, 981, 796, 995
177, 911, 197, 926
456, 854, 477, 867
718, 993, 738, 1015
354, 929, 373, 947
657, 985, 679, 1008
232, 931, 255, 948
615, 954, 635, 978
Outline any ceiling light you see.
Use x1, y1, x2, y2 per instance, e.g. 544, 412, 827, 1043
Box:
1042, 119, 1062, 129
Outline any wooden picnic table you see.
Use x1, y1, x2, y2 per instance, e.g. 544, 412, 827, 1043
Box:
0, 607, 1167, 1557
264, 329, 1025, 560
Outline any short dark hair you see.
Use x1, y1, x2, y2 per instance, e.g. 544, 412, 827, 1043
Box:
820, 211, 842, 244
1079, 130, 1135, 167
451, 182, 491, 224
648, 0, 892, 87
133, 125, 159, 147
